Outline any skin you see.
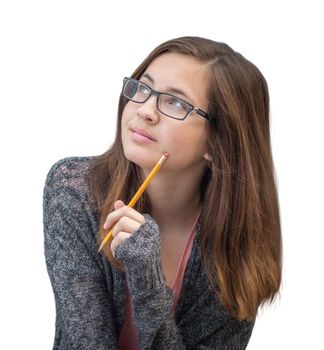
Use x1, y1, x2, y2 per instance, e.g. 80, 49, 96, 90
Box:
103, 52, 211, 266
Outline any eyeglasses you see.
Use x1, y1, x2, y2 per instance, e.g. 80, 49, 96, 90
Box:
121, 77, 210, 121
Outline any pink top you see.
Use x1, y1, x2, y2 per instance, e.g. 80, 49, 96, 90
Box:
118, 209, 201, 350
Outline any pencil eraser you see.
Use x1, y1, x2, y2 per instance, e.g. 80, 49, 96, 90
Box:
163, 152, 169, 157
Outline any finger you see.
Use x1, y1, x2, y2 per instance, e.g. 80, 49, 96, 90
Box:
114, 200, 125, 210
111, 216, 142, 238
110, 231, 131, 256
103, 205, 145, 230
103, 200, 126, 230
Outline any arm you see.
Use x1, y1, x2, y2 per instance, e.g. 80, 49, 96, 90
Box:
115, 214, 254, 350
114, 214, 185, 350
43, 160, 118, 350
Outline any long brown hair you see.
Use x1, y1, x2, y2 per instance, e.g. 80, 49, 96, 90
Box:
88, 36, 282, 321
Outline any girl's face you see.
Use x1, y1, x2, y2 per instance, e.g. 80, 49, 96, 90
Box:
121, 52, 210, 174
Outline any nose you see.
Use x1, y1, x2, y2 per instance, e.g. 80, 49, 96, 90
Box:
136, 94, 160, 123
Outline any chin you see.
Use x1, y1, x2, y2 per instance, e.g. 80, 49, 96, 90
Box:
123, 146, 157, 169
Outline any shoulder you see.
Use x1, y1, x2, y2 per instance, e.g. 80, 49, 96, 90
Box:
44, 155, 98, 196
43, 156, 108, 273
44, 156, 97, 190
43, 155, 99, 218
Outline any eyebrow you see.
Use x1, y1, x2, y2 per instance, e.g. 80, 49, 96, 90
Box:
141, 73, 194, 102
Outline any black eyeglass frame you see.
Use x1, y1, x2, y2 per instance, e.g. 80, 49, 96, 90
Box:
122, 77, 210, 121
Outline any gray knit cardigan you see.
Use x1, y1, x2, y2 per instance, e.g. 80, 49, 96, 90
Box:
43, 156, 255, 349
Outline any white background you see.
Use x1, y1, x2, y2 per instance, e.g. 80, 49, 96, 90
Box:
1, 0, 323, 348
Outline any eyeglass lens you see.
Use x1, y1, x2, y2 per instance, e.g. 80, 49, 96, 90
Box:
123, 79, 189, 119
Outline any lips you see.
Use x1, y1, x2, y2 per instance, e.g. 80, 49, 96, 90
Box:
131, 127, 157, 141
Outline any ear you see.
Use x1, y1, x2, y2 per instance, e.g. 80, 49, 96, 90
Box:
203, 152, 212, 161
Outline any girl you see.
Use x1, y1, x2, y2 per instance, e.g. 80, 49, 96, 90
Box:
43, 36, 282, 349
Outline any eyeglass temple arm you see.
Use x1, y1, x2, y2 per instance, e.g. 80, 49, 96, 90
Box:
193, 107, 210, 121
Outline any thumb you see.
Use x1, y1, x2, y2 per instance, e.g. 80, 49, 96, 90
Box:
114, 200, 125, 210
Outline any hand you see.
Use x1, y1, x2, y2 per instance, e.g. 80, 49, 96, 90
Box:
103, 200, 145, 257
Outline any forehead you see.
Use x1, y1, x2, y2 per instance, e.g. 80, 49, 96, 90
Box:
142, 52, 209, 107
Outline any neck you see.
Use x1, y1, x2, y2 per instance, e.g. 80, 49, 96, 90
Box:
141, 165, 205, 234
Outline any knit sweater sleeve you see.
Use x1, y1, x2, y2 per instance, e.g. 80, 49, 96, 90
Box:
43, 157, 118, 350
114, 214, 255, 350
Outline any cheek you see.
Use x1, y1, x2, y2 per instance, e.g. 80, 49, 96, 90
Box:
166, 124, 207, 158
169, 130, 189, 149
121, 105, 134, 137
121, 104, 132, 125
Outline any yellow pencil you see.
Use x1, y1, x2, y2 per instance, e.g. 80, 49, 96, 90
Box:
97, 152, 169, 253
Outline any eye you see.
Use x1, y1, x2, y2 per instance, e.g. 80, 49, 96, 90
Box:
138, 83, 151, 95
167, 97, 187, 111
